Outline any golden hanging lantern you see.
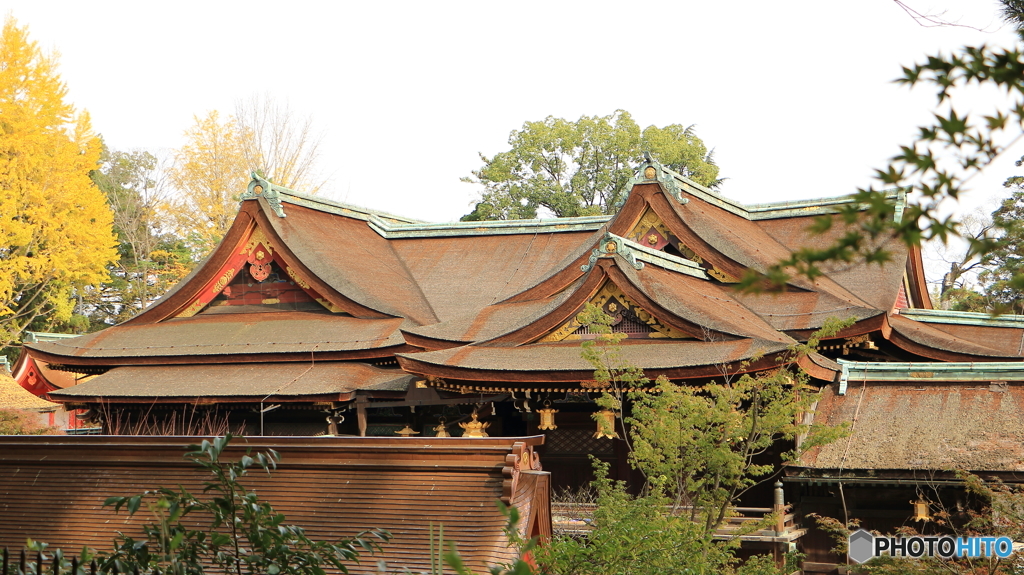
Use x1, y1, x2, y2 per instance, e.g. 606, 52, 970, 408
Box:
433, 417, 451, 438
459, 410, 491, 438
537, 401, 558, 431
593, 409, 619, 439
911, 499, 931, 522
395, 424, 420, 437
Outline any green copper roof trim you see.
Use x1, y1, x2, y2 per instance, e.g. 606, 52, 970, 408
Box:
624, 154, 688, 203
900, 308, 1024, 329
367, 214, 610, 239
23, 331, 81, 343
652, 163, 907, 223
240, 174, 287, 217
581, 232, 709, 279
837, 358, 1024, 394
582, 233, 644, 272
239, 173, 426, 224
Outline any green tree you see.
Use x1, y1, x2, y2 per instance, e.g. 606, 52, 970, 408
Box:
979, 182, 1024, 313
0, 408, 60, 435
89, 145, 191, 326
535, 305, 847, 574
462, 110, 720, 220
0, 16, 117, 351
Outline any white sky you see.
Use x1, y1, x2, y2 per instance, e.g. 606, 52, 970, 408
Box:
5, 1, 1023, 270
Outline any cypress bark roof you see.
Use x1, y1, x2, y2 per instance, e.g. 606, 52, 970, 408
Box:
28, 161, 1024, 402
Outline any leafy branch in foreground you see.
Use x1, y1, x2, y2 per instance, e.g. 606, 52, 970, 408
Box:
542, 305, 850, 574
738, 29, 1024, 294
100, 435, 389, 575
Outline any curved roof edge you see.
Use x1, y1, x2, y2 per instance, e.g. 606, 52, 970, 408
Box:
645, 162, 907, 222
368, 213, 610, 239
240, 174, 426, 224
837, 357, 1024, 386
239, 169, 908, 233
899, 308, 1024, 328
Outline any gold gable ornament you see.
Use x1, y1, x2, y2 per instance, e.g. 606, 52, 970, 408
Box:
593, 409, 619, 439
537, 401, 558, 430
459, 410, 491, 437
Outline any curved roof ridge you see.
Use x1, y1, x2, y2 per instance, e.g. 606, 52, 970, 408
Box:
368, 213, 610, 239
581, 232, 710, 279
240, 175, 427, 224
651, 161, 906, 222
900, 308, 1024, 328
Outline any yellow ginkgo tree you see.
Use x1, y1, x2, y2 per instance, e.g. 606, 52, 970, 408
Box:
0, 16, 117, 350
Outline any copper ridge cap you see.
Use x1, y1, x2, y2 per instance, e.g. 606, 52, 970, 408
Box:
837, 358, 1024, 394
366, 213, 610, 239
239, 173, 426, 224
581, 232, 710, 280
637, 158, 907, 223
899, 308, 1024, 328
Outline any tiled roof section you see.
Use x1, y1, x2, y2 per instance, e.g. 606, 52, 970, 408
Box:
756, 216, 908, 311
801, 382, 1024, 472
49, 362, 414, 401
398, 338, 791, 378
390, 230, 600, 322
888, 313, 1024, 359
27, 311, 407, 360
0, 435, 549, 574
663, 165, 905, 222
403, 277, 585, 344
0, 373, 57, 410
731, 290, 883, 332
264, 203, 439, 325
620, 260, 791, 343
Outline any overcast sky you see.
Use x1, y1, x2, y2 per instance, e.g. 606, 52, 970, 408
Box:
5, 1, 1022, 248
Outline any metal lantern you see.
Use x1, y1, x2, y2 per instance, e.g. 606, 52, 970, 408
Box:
459, 410, 491, 438
593, 409, 618, 439
911, 499, 931, 522
395, 424, 420, 437
537, 401, 558, 430
433, 417, 451, 437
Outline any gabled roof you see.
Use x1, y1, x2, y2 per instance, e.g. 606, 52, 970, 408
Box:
797, 363, 1024, 474
25, 164, 985, 400
50, 362, 415, 403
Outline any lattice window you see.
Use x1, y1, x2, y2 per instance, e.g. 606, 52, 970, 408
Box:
572, 312, 654, 337
366, 423, 406, 436
544, 428, 615, 456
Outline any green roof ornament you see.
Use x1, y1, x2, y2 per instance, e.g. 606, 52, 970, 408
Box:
240, 172, 286, 218
626, 152, 686, 204
582, 232, 644, 272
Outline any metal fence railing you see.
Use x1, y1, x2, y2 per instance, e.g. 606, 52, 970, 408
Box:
1, 548, 144, 575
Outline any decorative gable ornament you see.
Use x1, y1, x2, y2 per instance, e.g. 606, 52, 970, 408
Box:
240, 173, 286, 218
625, 152, 686, 203
582, 233, 644, 272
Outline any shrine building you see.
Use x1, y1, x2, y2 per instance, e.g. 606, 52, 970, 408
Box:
14, 158, 1024, 571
